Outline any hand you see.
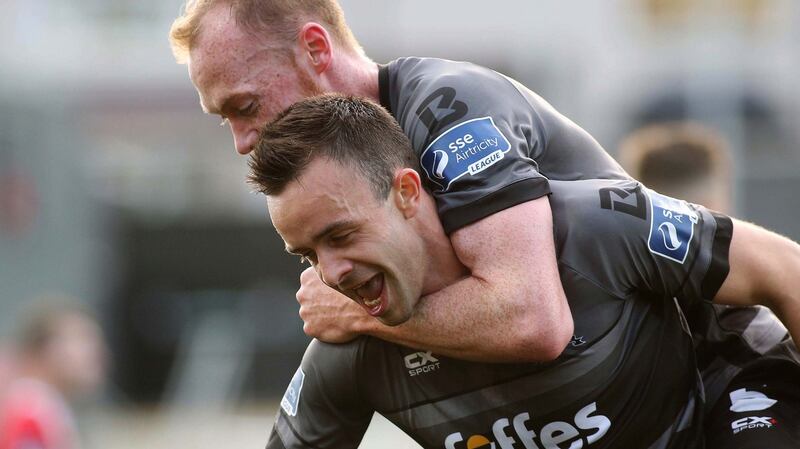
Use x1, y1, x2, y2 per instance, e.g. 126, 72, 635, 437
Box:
296, 267, 368, 343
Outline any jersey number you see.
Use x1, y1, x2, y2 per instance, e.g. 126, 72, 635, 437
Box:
415, 87, 468, 134
599, 186, 646, 220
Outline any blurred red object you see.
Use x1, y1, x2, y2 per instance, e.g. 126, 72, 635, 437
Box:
0, 378, 77, 449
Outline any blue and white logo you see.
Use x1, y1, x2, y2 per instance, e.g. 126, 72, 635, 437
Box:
419, 116, 511, 191
280, 367, 305, 417
646, 190, 698, 263
431, 150, 449, 179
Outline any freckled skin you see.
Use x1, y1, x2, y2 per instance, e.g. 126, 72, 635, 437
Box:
268, 158, 466, 326
183, 5, 578, 361
188, 3, 323, 154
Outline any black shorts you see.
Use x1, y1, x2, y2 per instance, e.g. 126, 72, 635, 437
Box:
704, 347, 800, 448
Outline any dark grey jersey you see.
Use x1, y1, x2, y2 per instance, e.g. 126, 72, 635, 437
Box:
267, 179, 734, 449
378, 57, 629, 234
377, 56, 793, 413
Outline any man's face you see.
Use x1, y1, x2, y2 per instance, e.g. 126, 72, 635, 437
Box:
268, 158, 427, 326
188, 4, 321, 155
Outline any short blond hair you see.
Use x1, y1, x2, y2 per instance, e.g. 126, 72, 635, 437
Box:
169, 0, 362, 64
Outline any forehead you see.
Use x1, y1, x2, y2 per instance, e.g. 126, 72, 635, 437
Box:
267, 159, 377, 242
190, 4, 243, 68
188, 5, 271, 106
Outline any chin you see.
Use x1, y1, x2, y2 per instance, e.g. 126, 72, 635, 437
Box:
377, 310, 413, 327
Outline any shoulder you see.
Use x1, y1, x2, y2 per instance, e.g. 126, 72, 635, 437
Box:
301, 336, 372, 374
386, 58, 542, 167
388, 57, 518, 106
389, 57, 502, 82
549, 178, 703, 253
549, 179, 652, 294
549, 179, 648, 231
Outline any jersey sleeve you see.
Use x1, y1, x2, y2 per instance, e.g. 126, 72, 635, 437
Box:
551, 179, 732, 306
266, 339, 373, 449
638, 187, 732, 303
383, 59, 552, 233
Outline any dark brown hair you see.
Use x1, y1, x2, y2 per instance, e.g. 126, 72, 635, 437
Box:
248, 94, 418, 199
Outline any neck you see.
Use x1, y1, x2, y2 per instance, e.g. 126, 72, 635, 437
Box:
416, 198, 469, 296
326, 51, 380, 102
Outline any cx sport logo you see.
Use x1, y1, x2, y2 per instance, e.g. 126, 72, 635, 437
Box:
729, 388, 779, 435
444, 402, 611, 449
404, 350, 440, 377
732, 416, 777, 435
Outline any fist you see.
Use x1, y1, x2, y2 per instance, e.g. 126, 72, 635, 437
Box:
296, 267, 368, 343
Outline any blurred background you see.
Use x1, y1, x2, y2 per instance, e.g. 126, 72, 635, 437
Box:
0, 0, 798, 448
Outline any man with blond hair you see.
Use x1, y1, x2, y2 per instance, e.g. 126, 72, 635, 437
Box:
170, 0, 628, 363
169, 3, 799, 446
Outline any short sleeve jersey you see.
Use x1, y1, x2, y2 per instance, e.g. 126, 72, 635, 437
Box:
378, 57, 629, 233
267, 179, 734, 449
380, 57, 793, 413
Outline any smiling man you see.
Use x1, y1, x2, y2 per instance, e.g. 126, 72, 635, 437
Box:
250, 95, 800, 449
169, 2, 800, 445
170, 0, 628, 363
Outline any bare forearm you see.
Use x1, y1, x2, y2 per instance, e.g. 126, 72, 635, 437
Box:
771, 295, 800, 345
297, 198, 572, 362
716, 219, 800, 343
765, 239, 800, 343
351, 199, 573, 362
355, 274, 572, 362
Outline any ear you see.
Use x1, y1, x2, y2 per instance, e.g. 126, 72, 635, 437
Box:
298, 23, 333, 74
392, 168, 422, 219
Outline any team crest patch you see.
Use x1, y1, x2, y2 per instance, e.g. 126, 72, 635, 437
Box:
646, 190, 698, 264
419, 116, 511, 191
280, 367, 305, 417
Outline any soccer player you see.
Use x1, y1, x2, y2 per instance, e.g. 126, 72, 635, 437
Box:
619, 122, 800, 448
169, 2, 800, 443
249, 95, 800, 448
169, 0, 627, 362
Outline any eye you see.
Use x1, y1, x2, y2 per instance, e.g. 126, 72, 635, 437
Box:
329, 231, 354, 246
238, 101, 259, 117
299, 252, 317, 265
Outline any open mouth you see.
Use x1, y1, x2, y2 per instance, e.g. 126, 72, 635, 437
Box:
353, 273, 386, 316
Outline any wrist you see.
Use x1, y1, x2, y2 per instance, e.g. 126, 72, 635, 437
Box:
351, 312, 379, 335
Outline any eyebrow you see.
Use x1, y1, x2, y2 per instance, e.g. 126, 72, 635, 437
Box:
284, 219, 358, 254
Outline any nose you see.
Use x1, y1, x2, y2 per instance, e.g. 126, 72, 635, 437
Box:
230, 120, 259, 155
316, 250, 354, 289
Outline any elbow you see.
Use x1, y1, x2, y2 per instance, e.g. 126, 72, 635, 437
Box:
536, 319, 574, 362
512, 307, 574, 363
